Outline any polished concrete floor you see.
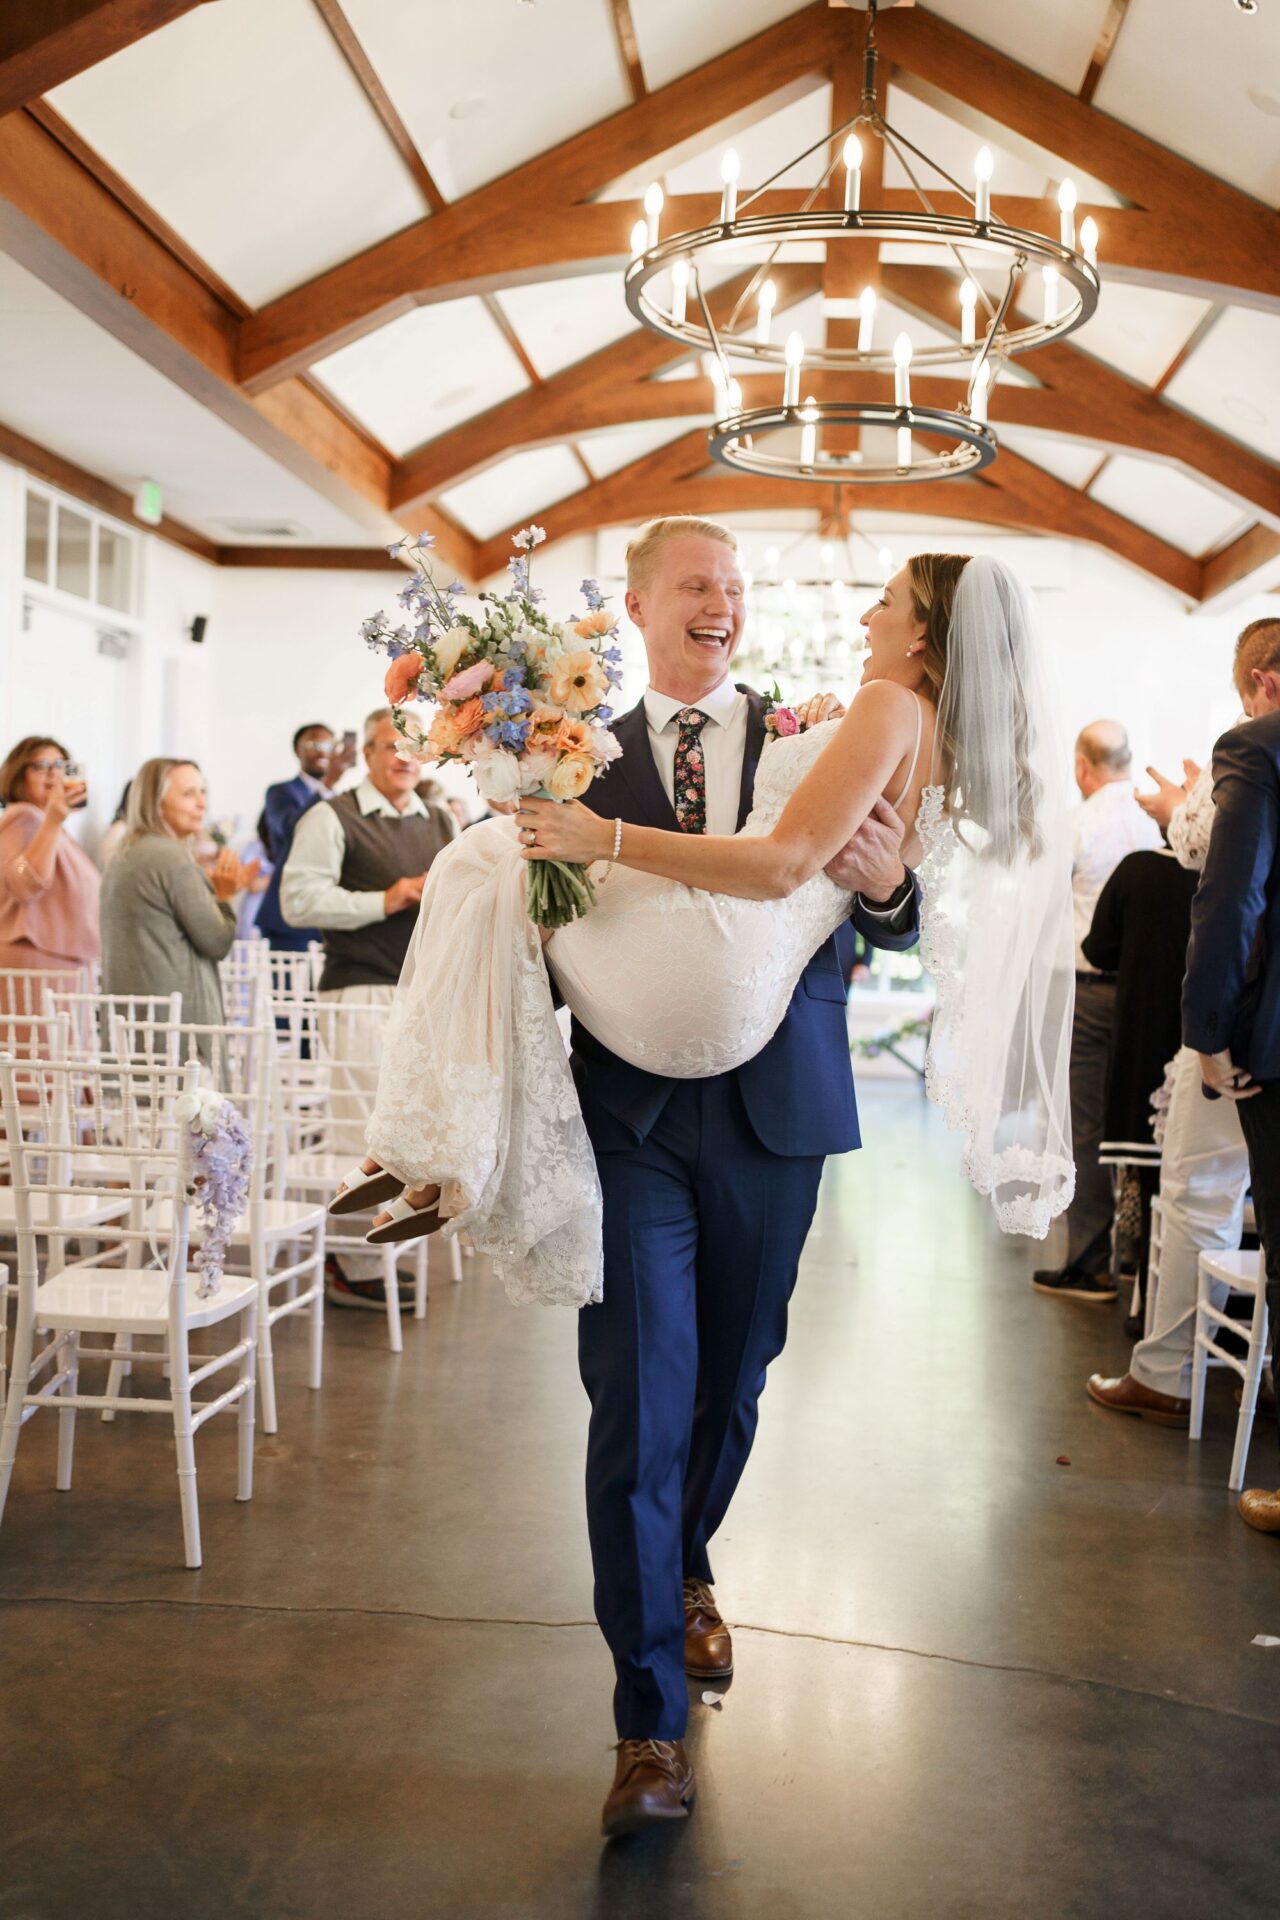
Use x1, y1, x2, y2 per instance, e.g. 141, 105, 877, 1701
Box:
3, 1083, 1279, 1920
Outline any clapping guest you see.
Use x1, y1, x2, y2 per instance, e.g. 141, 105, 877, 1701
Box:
255, 723, 357, 951
100, 758, 258, 1034
0, 735, 101, 1005
1033, 721, 1162, 1303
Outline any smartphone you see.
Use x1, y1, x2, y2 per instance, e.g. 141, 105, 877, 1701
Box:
62, 761, 89, 810
340, 729, 357, 758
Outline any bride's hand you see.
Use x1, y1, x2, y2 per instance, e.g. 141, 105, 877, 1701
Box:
515, 797, 613, 864
793, 693, 846, 729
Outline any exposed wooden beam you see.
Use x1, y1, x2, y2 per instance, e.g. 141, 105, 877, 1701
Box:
215, 545, 402, 571
0, 0, 212, 116
877, 7, 1280, 310
391, 263, 825, 509
0, 418, 217, 564
1079, 0, 1132, 105
237, 3, 846, 387
0, 108, 479, 583
308, 0, 443, 212
881, 263, 1280, 530
607, 0, 647, 100
1200, 524, 1280, 604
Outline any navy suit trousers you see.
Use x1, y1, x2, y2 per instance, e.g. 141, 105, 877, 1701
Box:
578, 1072, 823, 1739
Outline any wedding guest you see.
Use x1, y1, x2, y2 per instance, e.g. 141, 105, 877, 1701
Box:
255, 723, 356, 951
1178, 631, 1280, 1532
0, 735, 101, 1006
97, 779, 132, 869
1034, 720, 1161, 1303
100, 758, 257, 1035
1089, 621, 1278, 1429
280, 708, 454, 1308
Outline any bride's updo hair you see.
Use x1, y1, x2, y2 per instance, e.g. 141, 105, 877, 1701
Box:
907, 551, 1043, 863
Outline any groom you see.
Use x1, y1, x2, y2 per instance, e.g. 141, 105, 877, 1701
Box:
574, 517, 920, 1835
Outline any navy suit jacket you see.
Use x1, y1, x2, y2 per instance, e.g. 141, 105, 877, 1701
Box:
571, 687, 922, 1159
1183, 708, 1280, 1081
256, 773, 322, 942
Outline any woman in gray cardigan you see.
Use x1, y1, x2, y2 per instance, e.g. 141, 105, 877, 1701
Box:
101, 759, 258, 1030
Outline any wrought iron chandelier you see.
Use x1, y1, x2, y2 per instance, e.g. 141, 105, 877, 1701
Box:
622, 0, 1101, 484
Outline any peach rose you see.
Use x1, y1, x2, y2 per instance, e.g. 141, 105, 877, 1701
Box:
549, 650, 609, 715
384, 650, 425, 704
546, 753, 595, 800
451, 696, 487, 739
426, 708, 460, 758
573, 608, 615, 639
528, 703, 567, 743
555, 717, 591, 755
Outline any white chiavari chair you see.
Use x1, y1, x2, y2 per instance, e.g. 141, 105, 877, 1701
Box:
219, 943, 271, 1030
108, 1018, 326, 1436
0, 1049, 258, 1569
45, 989, 182, 1067
0, 964, 92, 1022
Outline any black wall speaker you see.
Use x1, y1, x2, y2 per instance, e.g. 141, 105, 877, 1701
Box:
189, 614, 208, 645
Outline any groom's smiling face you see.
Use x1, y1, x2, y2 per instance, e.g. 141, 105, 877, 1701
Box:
626, 535, 746, 699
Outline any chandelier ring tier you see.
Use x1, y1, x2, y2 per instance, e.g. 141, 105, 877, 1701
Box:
621, 0, 1101, 485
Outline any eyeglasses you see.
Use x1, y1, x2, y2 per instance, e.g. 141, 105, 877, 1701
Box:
24, 758, 71, 775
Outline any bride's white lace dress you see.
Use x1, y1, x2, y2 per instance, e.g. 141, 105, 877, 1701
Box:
366, 713, 1073, 1308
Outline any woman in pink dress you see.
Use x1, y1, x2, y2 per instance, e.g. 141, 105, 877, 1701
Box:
0, 735, 101, 1013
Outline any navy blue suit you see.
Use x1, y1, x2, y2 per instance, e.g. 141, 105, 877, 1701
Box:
573, 688, 921, 1737
1183, 709, 1280, 1457
256, 774, 323, 950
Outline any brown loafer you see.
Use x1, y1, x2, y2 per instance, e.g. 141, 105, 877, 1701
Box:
683, 1577, 733, 1679
1086, 1372, 1190, 1428
601, 1738, 694, 1838
1238, 1489, 1280, 1534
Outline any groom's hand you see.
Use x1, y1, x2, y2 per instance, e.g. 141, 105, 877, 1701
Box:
826, 797, 907, 902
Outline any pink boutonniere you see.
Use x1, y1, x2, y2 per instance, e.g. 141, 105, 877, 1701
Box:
765, 705, 799, 738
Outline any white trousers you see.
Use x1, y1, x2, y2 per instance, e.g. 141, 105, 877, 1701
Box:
1130, 1044, 1251, 1397
320, 983, 397, 1279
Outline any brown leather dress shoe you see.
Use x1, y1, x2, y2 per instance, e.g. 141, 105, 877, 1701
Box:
1238, 1489, 1280, 1534
601, 1739, 695, 1837
1086, 1372, 1190, 1428
683, 1577, 733, 1679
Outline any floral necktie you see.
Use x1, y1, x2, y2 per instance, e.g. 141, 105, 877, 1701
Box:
674, 707, 709, 834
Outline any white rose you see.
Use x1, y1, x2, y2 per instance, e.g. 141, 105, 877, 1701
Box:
470, 749, 523, 807
434, 625, 472, 681
519, 747, 558, 789
174, 1092, 201, 1125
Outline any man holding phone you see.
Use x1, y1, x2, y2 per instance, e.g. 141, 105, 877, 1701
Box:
255, 723, 357, 952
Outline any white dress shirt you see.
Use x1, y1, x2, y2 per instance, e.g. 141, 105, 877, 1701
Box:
643, 680, 748, 839
280, 776, 438, 932
1071, 778, 1163, 971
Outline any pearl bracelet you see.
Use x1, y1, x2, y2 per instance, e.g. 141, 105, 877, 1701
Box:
599, 816, 623, 881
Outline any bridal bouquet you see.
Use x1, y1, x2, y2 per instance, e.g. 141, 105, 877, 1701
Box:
361, 526, 624, 929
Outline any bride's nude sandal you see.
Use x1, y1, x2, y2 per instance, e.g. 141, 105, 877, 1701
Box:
329, 1164, 404, 1216
365, 1192, 443, 1245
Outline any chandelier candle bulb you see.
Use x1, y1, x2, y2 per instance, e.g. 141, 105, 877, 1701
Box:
971, 359, 990, 425
629, 219, 647, 260
1042, 264, 1060, 326
893, 331, 913, 407
670, 257, 689, 327
756, 277, 777, 345
800, 398, 818, 469
974, 146, 994, 224
783, 330, 805, 408
1058, 179, 1077, 248
719, 148, 740, 224
960, 278, 978, 347
896, 425, 912, 468
843, 134, 863, 214
1080, 215, 1099, 268
858, 285, 877, 352
644, 182, 664, 250
728, 379, 744, 414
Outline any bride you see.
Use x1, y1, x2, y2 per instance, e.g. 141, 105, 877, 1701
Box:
337, 551, 1076, 1308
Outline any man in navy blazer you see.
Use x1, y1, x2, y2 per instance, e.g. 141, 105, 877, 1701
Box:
573, 518, 920, 1836
1181, 620, 1280, 1534
256, 723, 354, 950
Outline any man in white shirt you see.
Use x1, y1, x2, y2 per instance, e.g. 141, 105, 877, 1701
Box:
281, 707, 456, 1304
1034, 719, 1162, 1303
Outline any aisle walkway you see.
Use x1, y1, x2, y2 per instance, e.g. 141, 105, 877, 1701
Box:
3, 1085, 1278, 1919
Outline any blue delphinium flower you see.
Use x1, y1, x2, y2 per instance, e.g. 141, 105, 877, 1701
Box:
580, 578, 607, 611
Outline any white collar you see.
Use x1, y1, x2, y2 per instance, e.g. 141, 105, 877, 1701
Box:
354, 776, 427, 820
644, 679, 743, 733
298, 770, 327, 794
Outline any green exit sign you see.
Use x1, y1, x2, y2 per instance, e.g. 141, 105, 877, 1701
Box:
134, 479, 163, 526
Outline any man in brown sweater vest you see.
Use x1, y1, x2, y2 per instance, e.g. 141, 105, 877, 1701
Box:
281, 706, 455, 1303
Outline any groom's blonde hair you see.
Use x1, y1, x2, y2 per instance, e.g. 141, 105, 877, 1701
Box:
625, 516, 738, 592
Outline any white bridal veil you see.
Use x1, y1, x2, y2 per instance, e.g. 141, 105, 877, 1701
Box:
916, 553, 1077, 1238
